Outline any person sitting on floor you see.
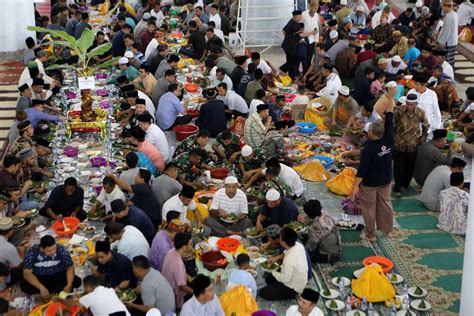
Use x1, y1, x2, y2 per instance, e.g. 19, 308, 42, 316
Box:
39, 177, 86, 221
204, 176, 252, 236
300, 199, 342, 264
150, 211, 184, 271
256, 189, 299, 231
130, 127, 165, 173
180, 274, 225, 316
286, 288, 323, 316
261, 120, 294, 161
161, 185, 203, 231
212, 130, 241, 163
195, 87, 228, 137
10, 120, 34, 156
89, 176, 126, 217
175, 149, 211, 190
226, 253, 257, 297
420, 157, 466, 212
259, 227, 308, 301
22, 235, 81, 298
172, 130, 214, 164
257, 166, 292, 204
104, 221, 150, 261
438, 172, 470, 235
239, 145, 267, 189
128, 256, 176, 315
93, 240, 136, 290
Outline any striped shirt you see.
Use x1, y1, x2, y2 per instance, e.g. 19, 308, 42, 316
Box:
210, 188, 248, 215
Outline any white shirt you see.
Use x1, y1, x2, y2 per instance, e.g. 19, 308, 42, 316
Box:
209, 13, 222, 30
144, 38, 159, 63
458, 2, 474, 26
408, 88, 441, 135
113, 225, 150, 260
146, 124, 170, 161
301, 10, 321, 44
19, 67, 33, 87
316, 72, 342, 103
210, 73, 233, 90
371, 11, 395, 28
97, 185, 126, 213
386, 59, 407, 75
272, 242, 308, 293
246, 59, 272, 75
441, 60, 454, 80
150, 9, 165, 26
34, 58, 54, 84
286, 305, 324, 316
262, 163, 304, 197
210, 188, 248, 214
249, 99, 264, 114
162, 193, 197, 223
138, 90, 156, 117
217, 90, 249, 114
79, 286, 130, 316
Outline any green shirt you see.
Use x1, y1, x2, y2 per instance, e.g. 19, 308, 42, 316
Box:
215, 131, 240, 158
175, 152, 202, 183
108, 66, 140, 84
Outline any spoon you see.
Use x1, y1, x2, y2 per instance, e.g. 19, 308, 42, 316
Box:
61, 219, 70, 232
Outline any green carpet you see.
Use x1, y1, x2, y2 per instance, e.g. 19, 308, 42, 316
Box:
316, 192, 464, 315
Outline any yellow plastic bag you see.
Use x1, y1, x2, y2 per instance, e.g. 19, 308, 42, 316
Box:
304, 97, 333, 131
279, 75, 292, 86
326, 167, 357, 196
293, 160, 331, 182
458, 27, 473, 43
219, 285, 258, 316
98, 1, 110, 15
352, 265, 396, 302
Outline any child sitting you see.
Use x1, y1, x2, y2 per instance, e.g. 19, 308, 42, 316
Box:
345, 103, 380, 146
226, 254, 257, 297
370, 72, 386, 97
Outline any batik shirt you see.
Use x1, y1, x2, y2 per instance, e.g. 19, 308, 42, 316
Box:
239, 148, 266, 171
438, 187, 469, 235
10, 136, 34, 156
307, 211, 342, 257
394, 105, 430, 152
261, 130, 285, 159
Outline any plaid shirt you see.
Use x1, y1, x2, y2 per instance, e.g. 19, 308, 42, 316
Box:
244, 112, 266, 148
394, 105, 430, 152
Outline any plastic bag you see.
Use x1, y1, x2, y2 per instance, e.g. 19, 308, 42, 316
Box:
326, 167, 356, 196
231, 116, 246, 137
279, 75, 292, 86
341, 192, 361, 215
293, 160, 331, 182
352, 264, 396, 302
219, 285, 259, 316
459, 28, 473, 43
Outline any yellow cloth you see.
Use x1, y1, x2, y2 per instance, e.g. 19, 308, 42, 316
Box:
29, 302, 53, 316
219, 285, 259, 316
187, 202, 210, 221
279, 75, 292, 86
304, 97, 332, 131
123, 3, 137, 16
352, 265, 396, 302
177, 58, 195, 69
293, 160, 331, 182
326, 167, 357, 196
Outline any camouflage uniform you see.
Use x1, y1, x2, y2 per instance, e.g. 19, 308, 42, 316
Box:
258, 178, 291, 201
239, 148, 266, 171
261, 130, 285, 159
215, 131, 241, 159
372, 24, 394, 47
175, 152, 202, 183
172, 135, 212, 164
10, 136, 34, 156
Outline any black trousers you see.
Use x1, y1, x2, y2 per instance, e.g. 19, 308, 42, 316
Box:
21, 272, 82, 295
393, 149, 417, 193
39, 207, 87, 222
281, 51, 299, 79
169, 115, 193, 129
306, 42, 315, 72
258, 274, 297, 301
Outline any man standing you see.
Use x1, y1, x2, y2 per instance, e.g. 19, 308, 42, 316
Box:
393, 93, 430, 198
302, 2, 322, 68
351, 100, 394, 242
437, 1, 458, 66
204, 176, 252, 236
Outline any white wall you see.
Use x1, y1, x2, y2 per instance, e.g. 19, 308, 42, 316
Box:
0, 0, 36, 52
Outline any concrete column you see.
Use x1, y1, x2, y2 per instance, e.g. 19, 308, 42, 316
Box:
0, 0, 36, 52
460, 158, 474, 315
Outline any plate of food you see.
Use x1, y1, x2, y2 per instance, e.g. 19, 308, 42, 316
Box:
410, 299, 431, 311
260, 247, 279, 257
346, 311, 366, 316
325, 299, 345, 311
13, 217, 26, 228
320, 288, 339, 299
408, 286, 427, 298
191, 226, 204, 234
259, 261, 279, 272
116, 289, 137, 303
220, 213, 239, 223
331, 276, 351, 287
245, 227, 263, 238
396, 310, 416, 316
87, 208, 105, 220
388, 273, 404, 284
25, 208, 39, 217
284, 221, 306, 233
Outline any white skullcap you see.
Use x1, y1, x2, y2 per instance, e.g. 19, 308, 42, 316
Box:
415, 1, 423, 7
385, 81, 397, 88
340, 0, 348, 5
224, 176, 239, 185
118, 57, 129, 64
338, 86, 350, 96
329, 30, 339, 39
356, 5, 365, 11
124, 51, 134, 58
146, 308, 161, 316
398, 96, 407, 105
392, 55, 401, 63
241, 145, 253, 157
265, 189, 281, 201
364, 122, 372, 133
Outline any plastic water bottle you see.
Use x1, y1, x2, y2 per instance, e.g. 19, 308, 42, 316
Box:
367, 303, 374, 315
402, 296, 410, 310
338, 279, 346, 299
361, 296, 368, 311
402, 282, 409, 299
345, 295, 352, 311
390, 306, 397, 316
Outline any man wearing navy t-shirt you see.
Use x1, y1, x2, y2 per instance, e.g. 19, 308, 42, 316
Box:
351, 100, 395, 242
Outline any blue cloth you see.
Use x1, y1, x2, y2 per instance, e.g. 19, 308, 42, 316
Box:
125, 17, 136, 29
24, 244, 73, 276
228, 269, 257, 297
236, 73, 254, 99
351, 14, 366, 27
111, 30, 126, 57
115, 205, 156, 243
74, 22, 91, 39
199, 14, 210, 24
404, 47, 421, 69
136, 152, 158, 177
97, 251, 136, 288
195, 100, 227, 137
156, 92, 184, 130
261, 197, 299, 227
25, 108, 60, 128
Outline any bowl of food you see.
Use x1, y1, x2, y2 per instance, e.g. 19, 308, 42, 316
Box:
297, 122, 317, 134
44, 303, 81, 316
284, 221, 307, 233
63, 147, 79, 157
259, 261, 279, 272
211, 168, 229, 180
12, 217, 26, 228
87, 208, 105, 220
115, 289, 137, 303
184, 83, 199, 92
245, 227, 263, 238
219, 213, 239, 223
260, 247, 279, 258
200, 250, 229, 271
51, 217, 80, 237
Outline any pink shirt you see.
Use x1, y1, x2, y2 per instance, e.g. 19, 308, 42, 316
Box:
161, 249, 187, 308
137, 140, 165, 172
370, 79, 383, 96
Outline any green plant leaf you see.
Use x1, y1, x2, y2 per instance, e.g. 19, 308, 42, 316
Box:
77, 27, 96, 56
45, 64, 73, 71
86, 42, 112, 59
27, 26, 76, 47
42, 41, 72, 48
93, 57, 121, 71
